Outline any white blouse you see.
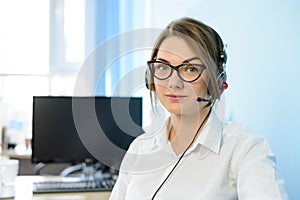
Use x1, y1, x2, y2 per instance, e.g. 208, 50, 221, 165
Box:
109, 112, 288, 200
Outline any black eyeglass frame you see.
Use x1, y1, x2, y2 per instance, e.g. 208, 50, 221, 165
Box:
147, 60, 206, 83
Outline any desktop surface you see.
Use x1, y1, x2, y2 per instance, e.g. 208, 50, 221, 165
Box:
5, 176, 111, 200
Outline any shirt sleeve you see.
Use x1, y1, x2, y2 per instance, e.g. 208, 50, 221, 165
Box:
236, 135, 289, 200
109, 136, 141, 200
109, 170, 129, 200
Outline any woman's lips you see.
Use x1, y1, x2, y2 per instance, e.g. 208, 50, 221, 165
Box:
166, 94, 187, 100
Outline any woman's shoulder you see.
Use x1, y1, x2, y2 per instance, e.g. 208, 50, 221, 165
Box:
126, 130, 163, 154
131, 131, 157, 145
222, 121, 273, 156
127, 119, 171, 153
223, 121, 265, 140
222, 121, 272, 151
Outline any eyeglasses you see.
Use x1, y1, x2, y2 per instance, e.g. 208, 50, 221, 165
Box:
147, 60, 206, 82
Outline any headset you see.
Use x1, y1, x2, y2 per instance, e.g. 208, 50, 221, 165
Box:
218, 46, 228, 92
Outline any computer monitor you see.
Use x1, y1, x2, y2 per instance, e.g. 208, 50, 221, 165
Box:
32, 96, 144, 169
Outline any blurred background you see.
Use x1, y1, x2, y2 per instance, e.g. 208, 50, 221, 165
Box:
0, 0, 299, 198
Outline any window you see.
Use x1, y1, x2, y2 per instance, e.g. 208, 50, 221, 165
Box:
0, 0, 85, 152
51, 0, 85, 75
0, 0, 49, 74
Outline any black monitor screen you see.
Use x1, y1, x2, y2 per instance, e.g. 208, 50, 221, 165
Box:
32, 96, 143, 167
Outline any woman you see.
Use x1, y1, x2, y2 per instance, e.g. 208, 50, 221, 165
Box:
110, 17, 288, 200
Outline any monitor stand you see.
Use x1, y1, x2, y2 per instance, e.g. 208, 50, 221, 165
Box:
59, 159, 112, 180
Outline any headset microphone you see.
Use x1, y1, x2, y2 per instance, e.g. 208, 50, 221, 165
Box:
196, 97, 213, 102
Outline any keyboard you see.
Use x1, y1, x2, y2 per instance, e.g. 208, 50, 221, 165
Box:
32, 179, 115, 193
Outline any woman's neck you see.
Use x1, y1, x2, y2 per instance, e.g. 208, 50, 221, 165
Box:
168, 107, 211, 155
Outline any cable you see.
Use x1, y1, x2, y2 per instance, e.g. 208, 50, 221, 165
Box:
151, 107, 212, 200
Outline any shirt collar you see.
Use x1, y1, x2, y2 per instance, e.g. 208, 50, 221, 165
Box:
196, 111, 223, 154
151, 111, 223, 155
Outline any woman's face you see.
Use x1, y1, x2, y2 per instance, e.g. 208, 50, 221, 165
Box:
154, 36, 209, 116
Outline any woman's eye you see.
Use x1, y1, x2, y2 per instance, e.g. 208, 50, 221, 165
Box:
157, 65, 169, 71
185, 65, 199, 73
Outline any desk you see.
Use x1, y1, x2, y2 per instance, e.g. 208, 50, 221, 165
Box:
1, 150, 36, 175
1, 176, 111, 200
1, 151, 74, 175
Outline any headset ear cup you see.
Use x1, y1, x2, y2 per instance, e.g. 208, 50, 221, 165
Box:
219, 72, 228, 93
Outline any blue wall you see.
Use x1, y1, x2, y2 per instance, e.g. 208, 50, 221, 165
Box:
208, 1, 300, 198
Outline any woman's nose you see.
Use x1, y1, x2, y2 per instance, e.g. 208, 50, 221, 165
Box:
168, 71, 183, 89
